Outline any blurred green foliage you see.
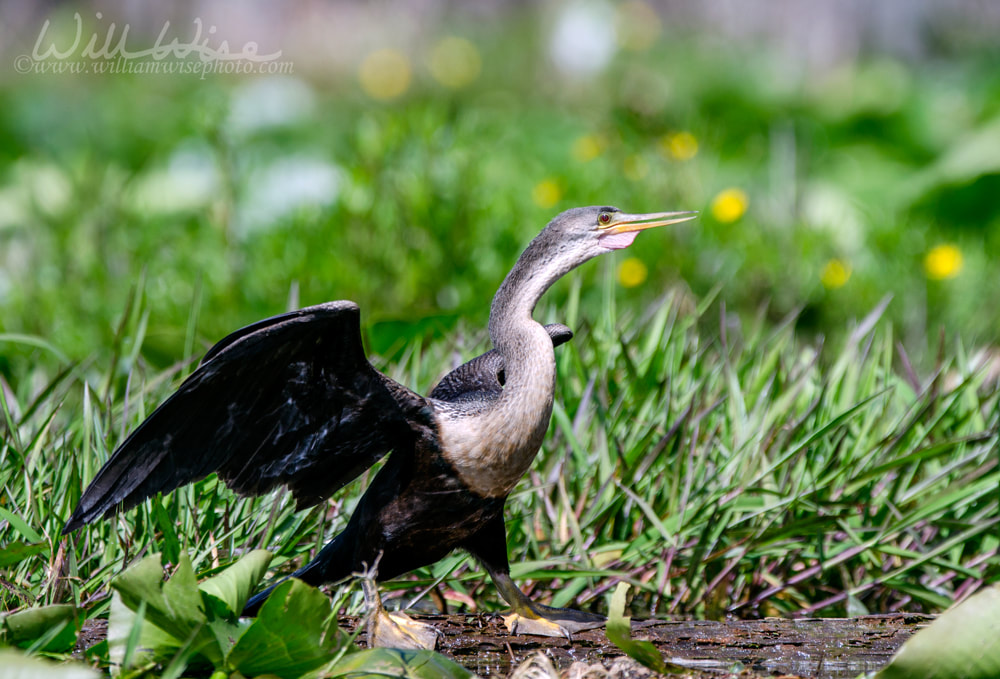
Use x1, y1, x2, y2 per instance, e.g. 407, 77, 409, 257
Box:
1, 17, 998, 671
1, 17, 999, 385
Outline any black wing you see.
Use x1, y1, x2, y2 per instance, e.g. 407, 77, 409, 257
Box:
429, 323, 572, 402
64, 301, 427, 533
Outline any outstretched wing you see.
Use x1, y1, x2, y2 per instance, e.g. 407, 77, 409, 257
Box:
64, 301, 427, 533
429, 323, 572, 403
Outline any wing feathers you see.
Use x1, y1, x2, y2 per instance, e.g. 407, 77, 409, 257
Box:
429, 323, 572, 402
64, 301, 421, 533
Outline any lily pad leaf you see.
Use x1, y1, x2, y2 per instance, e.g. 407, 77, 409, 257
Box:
108, 552, 222, 665
227, 578, 350, 679
0, 649, 99, 679
0, 603, 79, 653
107, 592, 184, 667
326, 647, 477, 679
199, 549, 273, 618
876, 585, 1000, 679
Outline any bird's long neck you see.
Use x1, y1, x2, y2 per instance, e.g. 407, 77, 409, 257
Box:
489, 231, 583, 410
487, 246, 561, 418
453, 236, 575, 496
437, 232, 585, 498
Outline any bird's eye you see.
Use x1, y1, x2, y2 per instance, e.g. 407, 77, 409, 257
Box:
598, 212, 612, 225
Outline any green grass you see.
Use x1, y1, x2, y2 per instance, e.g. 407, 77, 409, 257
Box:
3, 25, 1000, 369
2, 271, 996, 635
2, 8, 1000, 674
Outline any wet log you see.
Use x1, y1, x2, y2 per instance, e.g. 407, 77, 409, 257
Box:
77, 612, 931, 678
359, 612, 932, 678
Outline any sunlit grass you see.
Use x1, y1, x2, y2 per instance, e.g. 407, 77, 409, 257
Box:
2, 276, 996, 628
2, 15, 1000, 674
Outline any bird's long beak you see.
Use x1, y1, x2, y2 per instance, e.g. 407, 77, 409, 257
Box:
601, 210, 699, 234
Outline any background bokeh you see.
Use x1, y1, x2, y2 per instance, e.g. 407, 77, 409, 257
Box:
2, 0, 999, 377
1, 3, 998, 638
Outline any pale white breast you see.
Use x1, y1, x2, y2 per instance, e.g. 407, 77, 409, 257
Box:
436, 325, 556, 498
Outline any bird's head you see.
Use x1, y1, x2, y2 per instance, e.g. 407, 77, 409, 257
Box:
491, 205, 697, 335
539, 205, 698, 264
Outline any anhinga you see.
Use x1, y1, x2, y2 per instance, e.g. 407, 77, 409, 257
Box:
64, 206, 696, 639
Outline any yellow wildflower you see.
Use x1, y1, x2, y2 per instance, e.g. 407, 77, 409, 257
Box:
924, 244, 963, 280
618, 257, 648, 288
428, 37, 481, 89
711, 188, 748, 223
820, 259, 851, 289
359, 49, 411, 101
661, 131, 698, 161
532, 179, 562, 209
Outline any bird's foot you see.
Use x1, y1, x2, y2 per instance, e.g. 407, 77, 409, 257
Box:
502, 604, 605, 639
361, 567, 441, 650
487, 569, 605, 639
503, 611, 571, 639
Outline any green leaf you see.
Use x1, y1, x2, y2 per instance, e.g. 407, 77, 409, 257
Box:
876, 585, 1000, 679
326, 647, 477, 679
153, 498, 181, 564
0, 604, 79, 653
108, 552, 223, 665
606, 582, 675, 675
0, 649, 99, 679
0, 507, 43, 544
0, 541, 47, 569
227, 578, 350, 679
107, 592, 183, 667
906, 119, 1000, 198
198, 549, 273, 618
0, 334, 71, 363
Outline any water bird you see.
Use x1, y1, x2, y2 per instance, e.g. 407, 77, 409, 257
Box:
64, 206, 696, 639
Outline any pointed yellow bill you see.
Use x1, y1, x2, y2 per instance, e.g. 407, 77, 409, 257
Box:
601, 210, 699, 235
598, 210, 698, 251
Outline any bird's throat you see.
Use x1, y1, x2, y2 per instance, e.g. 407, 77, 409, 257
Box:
598, 230, 639, 250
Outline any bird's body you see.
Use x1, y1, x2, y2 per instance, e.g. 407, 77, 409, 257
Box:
65, 206, 696, 637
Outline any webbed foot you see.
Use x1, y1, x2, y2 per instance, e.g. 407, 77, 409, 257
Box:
501, 601, 605, 638
362, 570, 441, 650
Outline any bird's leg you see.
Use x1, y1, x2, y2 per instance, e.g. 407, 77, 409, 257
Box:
489, 567, 606, 639
359, 554, 441, 650
466, 515, 605, 639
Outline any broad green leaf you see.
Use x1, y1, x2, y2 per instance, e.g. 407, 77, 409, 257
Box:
326, 647, 477, 679
905, 119, 1000, 200
198, 549, 273, 617
227, 578, 350, 679
197, 591, 254, 658
0, 541, 46, 569
107, 592, 184, 667
0, 649, 99, 679
606, 583, 677, 675
109, 553, 222, 664
0, 604, 79, 652
876, 585, 1000, 679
